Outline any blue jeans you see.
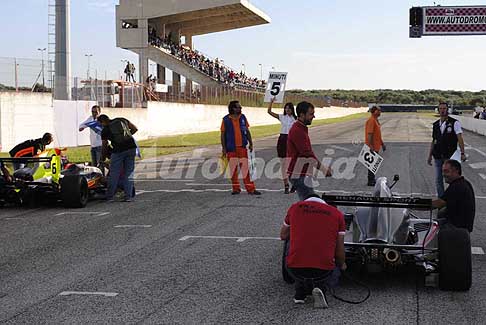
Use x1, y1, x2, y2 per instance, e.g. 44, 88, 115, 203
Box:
434, 158, 446, 197
91, 146, 102, 167
290, 176, 316, 200
107, 148, 136, 200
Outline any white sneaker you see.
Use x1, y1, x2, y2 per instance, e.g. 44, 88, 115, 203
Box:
312, 288, 328, 309
293, 298, 306, 304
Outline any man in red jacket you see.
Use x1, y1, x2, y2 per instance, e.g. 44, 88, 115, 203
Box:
287, 101, 332, 199
280, 194, 346, 308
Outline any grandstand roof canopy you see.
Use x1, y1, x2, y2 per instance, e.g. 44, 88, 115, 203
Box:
117, 0, 271, 36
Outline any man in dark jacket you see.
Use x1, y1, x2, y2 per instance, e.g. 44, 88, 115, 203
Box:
9, 133, 53, 170
432, 159, 475, 232
98, 114, 138, 202
427, 102, 466, 197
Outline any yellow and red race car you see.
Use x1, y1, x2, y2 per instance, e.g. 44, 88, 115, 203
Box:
0, 148, 106, 208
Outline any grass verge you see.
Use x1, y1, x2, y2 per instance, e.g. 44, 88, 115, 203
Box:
0, 112, 368, 162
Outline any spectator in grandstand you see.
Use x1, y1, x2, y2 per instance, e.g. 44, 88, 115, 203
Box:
147, 31, 267, 91
124, 62, 131, 82
98, 114, 138, 202
267, 97, 296, 194
129, 63, 136, 82
9, 133, 54, 170
221, 101, 261, 196
79, 105, 103, 167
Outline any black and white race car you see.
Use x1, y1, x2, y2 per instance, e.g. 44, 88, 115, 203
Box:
282, 175, 472, 291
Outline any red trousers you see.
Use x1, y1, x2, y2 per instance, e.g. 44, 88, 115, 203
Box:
226, 147, 256, 193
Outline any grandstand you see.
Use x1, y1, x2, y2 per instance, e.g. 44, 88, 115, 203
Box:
116, 0, 271, 97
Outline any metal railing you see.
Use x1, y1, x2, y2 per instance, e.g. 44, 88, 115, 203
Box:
0, 57, 52, 92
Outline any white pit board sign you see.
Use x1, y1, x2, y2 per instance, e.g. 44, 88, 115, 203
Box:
248, 149, 257, 182
358, 144, 384, 175
264, 72, 288, 103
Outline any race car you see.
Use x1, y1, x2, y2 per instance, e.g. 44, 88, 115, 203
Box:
0, 148, 106, 208
282, 175, 472, 291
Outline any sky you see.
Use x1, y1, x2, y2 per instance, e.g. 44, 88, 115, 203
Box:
2, 0, 486, 91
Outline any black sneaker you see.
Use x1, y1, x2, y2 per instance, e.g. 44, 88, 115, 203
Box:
284, 185, 290, 194
248, 190, 262, 195
312, 288, 328, 309
367, 182, 376, 187
231, 190, 241, 195
290, 185, 296, 193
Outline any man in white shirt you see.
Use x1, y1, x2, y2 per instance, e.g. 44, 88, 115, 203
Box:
79, 105, 103, 167
427, 102, 466, 197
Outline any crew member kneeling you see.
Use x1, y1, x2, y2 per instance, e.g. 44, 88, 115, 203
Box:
280, 195, 346, 308
432, 159, 475, 232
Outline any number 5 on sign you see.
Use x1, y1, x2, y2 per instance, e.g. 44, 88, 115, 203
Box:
264, 72, 288, 103
358, 144, 384, 175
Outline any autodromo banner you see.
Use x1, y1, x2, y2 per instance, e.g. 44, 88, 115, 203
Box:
423, 6, 486, 36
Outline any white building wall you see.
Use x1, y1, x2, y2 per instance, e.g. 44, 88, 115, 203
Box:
0, 92, 54, 152
0, 92, 368, 152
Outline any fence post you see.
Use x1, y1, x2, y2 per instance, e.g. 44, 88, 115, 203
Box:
101, 80, 104, 107
131, 84, 134, 108
14, 58, 18, 92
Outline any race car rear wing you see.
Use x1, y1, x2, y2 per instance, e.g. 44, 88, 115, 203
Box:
0, 157, 52, 163
0, 156, 61, 183
321, 194, 432, 210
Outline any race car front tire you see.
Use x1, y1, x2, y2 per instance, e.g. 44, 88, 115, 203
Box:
61, 175, 88, 208
438, 226, 472, 291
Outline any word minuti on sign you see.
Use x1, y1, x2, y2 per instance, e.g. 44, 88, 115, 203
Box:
410, 6, 486, 37
358, 144, 384, 175
264, 72, 288, 103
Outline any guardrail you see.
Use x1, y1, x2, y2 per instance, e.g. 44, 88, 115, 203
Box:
454, 115, 486, 136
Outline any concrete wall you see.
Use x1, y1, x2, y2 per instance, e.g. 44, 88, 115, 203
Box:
146, 102, 368, 137
0, 92, 54, 152
0, 92, 368, 152
454, 115, 486, 136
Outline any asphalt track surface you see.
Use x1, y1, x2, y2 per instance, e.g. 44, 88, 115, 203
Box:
1, 113, 486, 324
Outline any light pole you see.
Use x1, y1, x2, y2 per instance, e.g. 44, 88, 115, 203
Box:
242, 64, 246, 74
37, 48, 46, 88
258, 63, 263, 80
85, 54, 93, 80
150, 63, 156, 77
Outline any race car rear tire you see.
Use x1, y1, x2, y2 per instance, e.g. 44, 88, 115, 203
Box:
282, 240, 294, 284
61, 175, 88, 208
438, 226, 472, 291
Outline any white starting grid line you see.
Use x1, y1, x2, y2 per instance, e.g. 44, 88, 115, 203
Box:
179, 235, 485, 255
179, 235, 280, 243
114, 225, 152, 228
472, 247, 485, 255
135, 187, 486, 199
55, 212, 111, 217
59, 291, 118, 297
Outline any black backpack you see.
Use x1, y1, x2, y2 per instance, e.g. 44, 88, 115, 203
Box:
109, 119, 133, 147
